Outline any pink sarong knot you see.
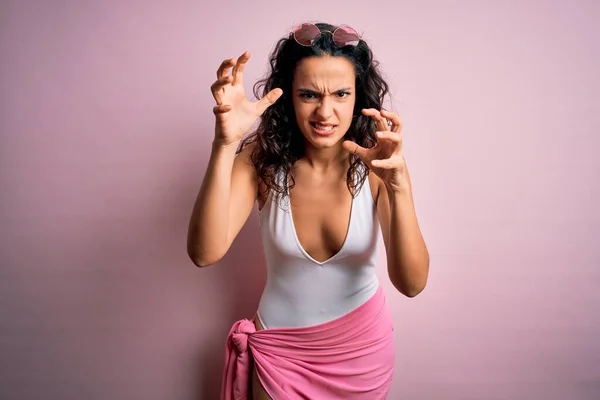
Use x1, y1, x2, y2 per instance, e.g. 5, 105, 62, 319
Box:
230, 319, 256, 354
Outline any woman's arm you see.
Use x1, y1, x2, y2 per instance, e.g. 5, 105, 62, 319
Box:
186, 141, 258, 267
188, 51, 281, 267
375, 166, 430, 297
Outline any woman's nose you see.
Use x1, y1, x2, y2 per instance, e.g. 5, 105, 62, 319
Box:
315, 96, 334, 119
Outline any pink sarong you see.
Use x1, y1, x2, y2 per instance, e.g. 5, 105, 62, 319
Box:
220, 286, 395, 399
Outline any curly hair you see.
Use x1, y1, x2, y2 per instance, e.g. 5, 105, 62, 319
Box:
238, 22, 390, 201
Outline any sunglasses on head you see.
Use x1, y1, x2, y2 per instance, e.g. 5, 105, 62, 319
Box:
292, 23, 361, 47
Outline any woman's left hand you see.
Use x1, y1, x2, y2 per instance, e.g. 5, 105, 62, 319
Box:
342, 108, 409, 193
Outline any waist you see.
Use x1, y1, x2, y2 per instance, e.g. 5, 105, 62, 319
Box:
257, 273, 379, 329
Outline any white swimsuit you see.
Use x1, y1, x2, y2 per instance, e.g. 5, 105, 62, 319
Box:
256, 171, 381, 329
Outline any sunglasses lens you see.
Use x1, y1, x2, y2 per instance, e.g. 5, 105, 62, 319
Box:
293, 23, 321, 46
333, 25, 360, 46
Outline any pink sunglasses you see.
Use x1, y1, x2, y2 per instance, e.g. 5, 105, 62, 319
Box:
292, 23, 361, 47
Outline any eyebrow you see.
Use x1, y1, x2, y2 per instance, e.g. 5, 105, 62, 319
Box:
297, 87, 353, 93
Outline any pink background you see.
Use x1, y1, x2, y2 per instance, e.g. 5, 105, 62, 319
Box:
1, 0, 599, 399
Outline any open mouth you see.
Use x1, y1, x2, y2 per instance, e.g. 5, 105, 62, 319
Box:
310, 122, 337, 135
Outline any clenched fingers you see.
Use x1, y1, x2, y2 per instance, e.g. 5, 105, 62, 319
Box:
362, 108, 389, 132
210, 75, 233, 104
375, 130, 403, 144
380, 109, 402, 133
217, 58, 236, 79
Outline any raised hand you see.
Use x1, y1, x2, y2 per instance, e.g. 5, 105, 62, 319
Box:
342, 108, 409, 192
211, 51, 283, 146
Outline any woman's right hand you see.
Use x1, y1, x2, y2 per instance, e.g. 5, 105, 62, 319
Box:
211, 51, 283, 147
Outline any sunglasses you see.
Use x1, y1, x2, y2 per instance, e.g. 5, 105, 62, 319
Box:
292, 23, 361, 47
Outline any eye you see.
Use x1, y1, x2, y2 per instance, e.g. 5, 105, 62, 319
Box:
300, 92, 318, 99
336, 91, 351, 98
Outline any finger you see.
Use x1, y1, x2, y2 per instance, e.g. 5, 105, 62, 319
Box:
380, 109, 402, 132
375, 131, 403, 157
232, 51, 251, 85
342, 140, 372, 162
361, 108, 380, 121
362, 108, 389, 132
375, 130, 403, 144
210, 75, 233, 103
256, 88, 283, 115
213, 104, 232, 115
217, 58, 236, 79
371, 157, 402, 169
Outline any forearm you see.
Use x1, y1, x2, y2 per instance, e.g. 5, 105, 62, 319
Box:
187, 141, 238, 266
386, 188, 430, 297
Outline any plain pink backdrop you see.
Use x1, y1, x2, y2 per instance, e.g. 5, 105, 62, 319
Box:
1, 0, 598, 399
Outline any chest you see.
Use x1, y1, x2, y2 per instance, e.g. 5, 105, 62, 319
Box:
262, 173, 380, 264
289, 181, 353, 262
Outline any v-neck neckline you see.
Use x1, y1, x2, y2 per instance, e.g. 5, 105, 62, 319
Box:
287, 187, 355, 266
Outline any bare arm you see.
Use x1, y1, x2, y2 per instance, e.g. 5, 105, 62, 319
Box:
345, 108, 430, 297
376, 166, 430, 297
186, 51, 281, 267
186, 141, 258, 267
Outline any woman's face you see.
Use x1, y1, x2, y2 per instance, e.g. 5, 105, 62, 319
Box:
292, 55, 356, 149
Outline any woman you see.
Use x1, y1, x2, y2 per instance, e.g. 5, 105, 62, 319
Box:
187, 22, 430, 399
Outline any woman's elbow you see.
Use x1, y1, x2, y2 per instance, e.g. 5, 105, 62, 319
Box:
187, 246, 223, 268
390, 278, 426, 297
402, 284, 426, 298
391, 268, 429, 298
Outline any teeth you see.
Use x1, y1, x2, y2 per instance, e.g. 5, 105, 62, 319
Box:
314, 124, 334, 131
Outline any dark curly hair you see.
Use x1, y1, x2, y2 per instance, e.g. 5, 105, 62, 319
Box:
238, 22, 390, 201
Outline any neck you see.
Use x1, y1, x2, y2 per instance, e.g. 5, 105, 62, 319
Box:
301, 141, 349, 173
